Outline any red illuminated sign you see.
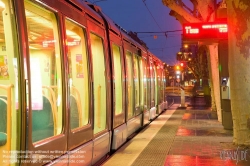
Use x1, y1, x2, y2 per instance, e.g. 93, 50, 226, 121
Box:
183, 22, 228, 41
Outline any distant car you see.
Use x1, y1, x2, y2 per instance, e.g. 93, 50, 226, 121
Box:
182, 86, 193, 96
194, 86, 204, 96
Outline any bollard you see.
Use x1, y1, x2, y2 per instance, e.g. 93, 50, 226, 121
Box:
180, 86, 186, 108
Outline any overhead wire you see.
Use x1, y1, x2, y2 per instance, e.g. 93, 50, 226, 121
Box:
137, 31, 182, 38
89, 0, 179, 64
141, 0, 181, 64
142, 0, 163, 33
150, 45, 181, 50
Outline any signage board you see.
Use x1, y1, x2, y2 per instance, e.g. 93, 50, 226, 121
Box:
183, 21, 228, 41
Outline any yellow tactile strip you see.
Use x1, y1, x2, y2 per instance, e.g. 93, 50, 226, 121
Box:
131, 108, 185, 166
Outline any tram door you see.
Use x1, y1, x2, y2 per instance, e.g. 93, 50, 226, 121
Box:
149, 62, 155, 108
24, 0, 67, 164
90, 33, 108, 135
156, 64, 162, 112
159, 66, 164, 107
146, 59, 151, 111
86, 13, 111, 163
133, 54, 140, 115
139, 57, 145, 111
125, 51, 134, 119
141, 56, 149, 111
89, 30, 111, 163
111, 44, 125, 127
64, 18, 92, 152
154, 64, 158, 109
158, 66, 162, 106
0, 0, 21, 165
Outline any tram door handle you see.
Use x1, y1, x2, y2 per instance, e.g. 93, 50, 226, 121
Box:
24, 79, 30, 149
91, 81, 94, 130
113, 82, 115, 110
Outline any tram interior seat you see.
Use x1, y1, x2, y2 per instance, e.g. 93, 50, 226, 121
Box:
70, 95, 79, 129
32, 96, 54, 142
0, 95, 7, 100
0, 98, 7, 146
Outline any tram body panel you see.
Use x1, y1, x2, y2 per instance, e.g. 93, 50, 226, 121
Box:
149, 107, 156, 120
143, 110, 150, 125
111, 123, 127, 150
68, 142, 93, 166
47, 153, 69, 166
47, 141, 93, 166
126, 114, 142, 137
92, 132, 110, 165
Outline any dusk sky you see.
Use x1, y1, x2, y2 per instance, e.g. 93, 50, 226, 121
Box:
87, 0, 183, 65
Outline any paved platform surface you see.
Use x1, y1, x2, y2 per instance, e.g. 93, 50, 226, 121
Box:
102, 97, 250, 166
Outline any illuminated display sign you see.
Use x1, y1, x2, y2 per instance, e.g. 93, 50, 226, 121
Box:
183, 22, 228, 40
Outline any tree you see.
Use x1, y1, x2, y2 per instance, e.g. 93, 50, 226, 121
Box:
227, 0, 250, 145
162, 0, 222, 121
187, 45, 209, 81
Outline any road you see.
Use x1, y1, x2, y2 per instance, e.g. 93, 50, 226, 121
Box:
165, 86, 194, 97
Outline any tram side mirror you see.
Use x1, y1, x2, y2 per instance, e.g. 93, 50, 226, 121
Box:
221, 77, 230, 99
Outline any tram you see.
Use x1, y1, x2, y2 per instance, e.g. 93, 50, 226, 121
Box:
0, 0, 168, 165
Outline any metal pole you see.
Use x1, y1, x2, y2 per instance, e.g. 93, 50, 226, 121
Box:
181, 88, 185, 107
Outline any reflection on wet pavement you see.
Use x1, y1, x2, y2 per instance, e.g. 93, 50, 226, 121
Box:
165, 104, 250, 166
164, 155, 249, 166
176, 126, 233, 137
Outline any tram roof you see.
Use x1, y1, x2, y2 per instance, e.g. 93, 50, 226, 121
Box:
66, 0, 104, 25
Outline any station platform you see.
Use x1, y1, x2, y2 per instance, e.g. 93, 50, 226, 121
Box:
102, 97, 250, 166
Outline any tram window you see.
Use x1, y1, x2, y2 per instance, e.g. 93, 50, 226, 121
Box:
154, 65, 158, 105
24, 1, 63, 143
133, 54, 140, 114
139, 57, 147, 110
125, 51, 134, 119
158, 68, 162, 103
163, 74, 166, 100
150, 63, 155, 107
0, 0, 20, 153
146, 62, 151, 109
153, 65, 156, 105
90, 33, 107, 134
112, 44, 123, 115
158, 68, 163, 103
65, 19, 90, 130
